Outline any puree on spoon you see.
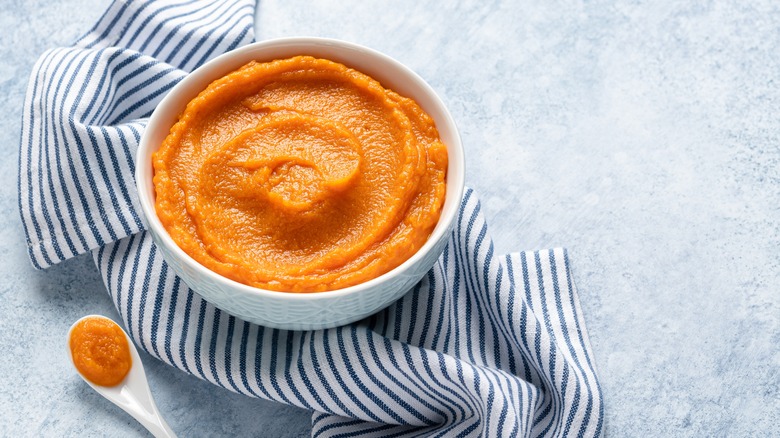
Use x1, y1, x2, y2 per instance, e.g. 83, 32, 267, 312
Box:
153, 56, 447, 292
69, 317, 132, 387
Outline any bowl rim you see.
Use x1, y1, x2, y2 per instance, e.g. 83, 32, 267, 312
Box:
136, 36, 465, 301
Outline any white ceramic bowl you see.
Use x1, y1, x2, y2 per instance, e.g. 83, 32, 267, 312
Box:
136, 37, 465, 331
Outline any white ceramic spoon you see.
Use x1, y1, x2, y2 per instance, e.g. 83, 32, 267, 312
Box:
67, 315, 177, 438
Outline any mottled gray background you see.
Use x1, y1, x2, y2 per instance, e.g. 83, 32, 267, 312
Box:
2, 0, 778, 436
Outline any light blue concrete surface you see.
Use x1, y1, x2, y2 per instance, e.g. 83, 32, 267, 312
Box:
2, 0, 779, 436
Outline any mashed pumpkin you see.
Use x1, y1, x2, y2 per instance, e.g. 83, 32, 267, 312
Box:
153, 56, 447, 292
70, 317, 132, 387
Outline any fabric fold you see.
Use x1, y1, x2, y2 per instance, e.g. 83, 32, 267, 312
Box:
19, 0, 256, 269
19, 0, 604, 436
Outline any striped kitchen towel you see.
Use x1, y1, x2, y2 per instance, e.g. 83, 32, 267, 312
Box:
18, 0, 604, 436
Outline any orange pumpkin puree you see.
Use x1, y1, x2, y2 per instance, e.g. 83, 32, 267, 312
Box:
69, 317, 132, 386
153, 56, 447, 292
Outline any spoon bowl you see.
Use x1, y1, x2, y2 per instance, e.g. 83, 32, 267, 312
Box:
67, 315, 176, 438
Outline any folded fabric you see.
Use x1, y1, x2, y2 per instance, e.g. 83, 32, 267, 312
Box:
18, 0, 604, 436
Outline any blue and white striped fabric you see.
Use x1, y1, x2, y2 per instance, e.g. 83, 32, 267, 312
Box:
18, 1, 604, 436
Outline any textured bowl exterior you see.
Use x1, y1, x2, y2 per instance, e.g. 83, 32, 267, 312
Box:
137, 38, 464, 330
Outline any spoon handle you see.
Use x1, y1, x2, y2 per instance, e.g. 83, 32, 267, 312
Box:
148, 419, 176, 438
102, 382, 177, 438
129, 409, 176, 438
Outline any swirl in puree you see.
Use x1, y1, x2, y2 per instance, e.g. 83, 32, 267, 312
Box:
153, 56, 447, 292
